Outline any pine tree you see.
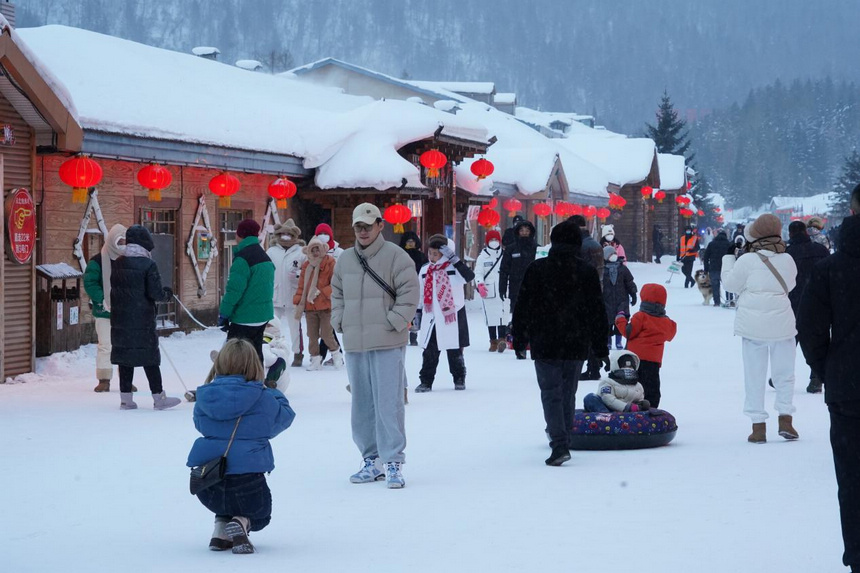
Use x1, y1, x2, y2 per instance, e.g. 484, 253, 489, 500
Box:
645, 90, 694, 161
831, 150, 860, 217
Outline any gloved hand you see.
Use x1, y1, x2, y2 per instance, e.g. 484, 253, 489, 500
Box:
439, 244, 460, 265
476, 283, 488, 298
162, 286, 174, 301
217, 314, 230, 332
636, 399, 651, 411
630, 294, 637, 306
625, 402, 639, 412
601, 355, 611, 372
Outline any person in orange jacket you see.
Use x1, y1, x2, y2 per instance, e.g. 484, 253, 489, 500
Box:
615, 283, 677, 407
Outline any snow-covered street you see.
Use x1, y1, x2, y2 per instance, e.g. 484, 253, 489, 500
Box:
3, 261, 842, 572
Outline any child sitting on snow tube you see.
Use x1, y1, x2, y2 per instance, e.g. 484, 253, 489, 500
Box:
583, 350, 650, 413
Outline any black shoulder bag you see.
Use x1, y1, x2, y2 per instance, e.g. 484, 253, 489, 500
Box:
356, 251, 397, 299
189, 416, 242, 495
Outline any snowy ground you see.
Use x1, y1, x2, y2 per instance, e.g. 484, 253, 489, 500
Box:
2, 262, 844, 572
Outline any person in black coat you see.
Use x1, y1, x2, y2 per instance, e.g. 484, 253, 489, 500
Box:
511, 219, 608, 466
110, 225, 180, 411
502, 215, 524, 249
399, 231, 427, 345
602, 246, 637, 349
798, 210, 860, 572
703, 230, 731, 306
652, 225, 665, 263
499, 219, 537, 345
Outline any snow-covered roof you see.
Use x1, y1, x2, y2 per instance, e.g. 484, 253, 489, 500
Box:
657, 153, 686, 190
770, 192, 837, 215
36, 262, 82, 279
191, 46, 220, 56
413, 81, 495, 95
235, 59, 262, 71
514, 106, 594, 131
15, 26, 491, 191
556, 133, 656, 187
494, 93, 516, 105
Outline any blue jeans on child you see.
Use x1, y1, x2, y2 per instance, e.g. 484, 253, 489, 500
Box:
583, 393, 612, 413
196, 473, 272, 532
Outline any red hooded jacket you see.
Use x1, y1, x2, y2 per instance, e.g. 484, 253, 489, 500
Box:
615, 283, 677, 365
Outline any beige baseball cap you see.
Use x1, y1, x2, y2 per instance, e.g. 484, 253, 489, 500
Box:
352, 202, 382, 226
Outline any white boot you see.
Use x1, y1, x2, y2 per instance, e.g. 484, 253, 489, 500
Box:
306, 355, 322, 371
331, 350, 344, 369
153, 391, 181, 410
120, 392, 138, 410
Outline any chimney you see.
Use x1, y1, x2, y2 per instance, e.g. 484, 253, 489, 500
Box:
0, 1, 16, 27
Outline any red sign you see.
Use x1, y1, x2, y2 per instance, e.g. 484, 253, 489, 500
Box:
5, 188, 36, 264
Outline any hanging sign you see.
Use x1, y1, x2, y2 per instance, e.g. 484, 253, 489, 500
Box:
1, 124, 15, 146
5, 188, 36, 264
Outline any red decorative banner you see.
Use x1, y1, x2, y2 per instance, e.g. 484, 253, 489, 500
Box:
5, 188, 36, 264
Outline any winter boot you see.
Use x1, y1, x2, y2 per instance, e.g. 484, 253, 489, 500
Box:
209, 517, 232, 551
331, 350, 344, 369
94, 379, 111, 392
306, 355, 322, 371
265, 357, 286, 389
778, 415, 799, 440
385, 461, 405, 489
291, 353, 303, 368
224, 516, 254, 554
415, 383, 432, 393
489, 339, 498, 352
153, 391, 181, 410
454, 378, 466, 391
120, 392, 138, 410
545, 446, 571, 467
497, 340, 506, 353
748, 423, 766, 444
409, 332, 418, 346
350, 456, 384, 484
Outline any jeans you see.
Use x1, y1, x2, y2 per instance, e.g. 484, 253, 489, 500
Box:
638, 360, 662, 408
709, 271, 722, 305
227, 322, 267, 367
583, 393, 611, 413
196, 473, 272, 532
829, 401, 860, 569
488, 325, 508, 340
535, 359, 583, 450
118, 365, 162, 394
419, 327, 466, 385
742, 337, 796, 422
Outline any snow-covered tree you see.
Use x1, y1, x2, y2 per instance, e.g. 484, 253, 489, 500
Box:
645, 91, 693, 161
830, 150, 860, 217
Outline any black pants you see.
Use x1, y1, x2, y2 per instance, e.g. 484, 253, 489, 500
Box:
196, 473, 272, 532
118, 365, 162, 394
535, 359, 583, 450
227, 323, 267, 367
419, 328, 466, 386
582, 347, 602, 378
638, 360, 662, 408
681, 258, 695, 288
488, 325, 508, 340
709, 271, 722, 305
829, 400, 860, 569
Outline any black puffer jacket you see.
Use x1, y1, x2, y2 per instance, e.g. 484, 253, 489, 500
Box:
512, 241, 608, 361
703, 232, 731, 273
602, 262, 637, 325
399, 231, 427, 274
499, 220, 537, 304
786, 233, 830, 316
798, 215, 860, 404
110, 225, 169, 367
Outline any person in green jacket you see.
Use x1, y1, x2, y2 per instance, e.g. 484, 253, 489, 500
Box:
83, 224, 134, 392
218, 220, 275, 366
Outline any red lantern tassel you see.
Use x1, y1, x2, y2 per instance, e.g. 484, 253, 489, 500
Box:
427, 168, 439, 178
394, 223, 404, 234
72, 187, 88, 204
148, 188, 162, 202
277, 199, 287, 209
219, 196, 231, 208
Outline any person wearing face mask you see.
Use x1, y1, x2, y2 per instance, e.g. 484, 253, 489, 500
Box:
314, 223, 343, 363
600, 224, 626, 262
677, 225, 700, 288
474, 230, 508, 352
602, 246, 637, 350
399, 231, 428, 346
500, 219, 538, 359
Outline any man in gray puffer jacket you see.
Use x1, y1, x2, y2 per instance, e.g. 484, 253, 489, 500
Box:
331, 203, 420, 489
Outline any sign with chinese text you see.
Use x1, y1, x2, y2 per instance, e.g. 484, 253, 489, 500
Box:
5, 188, 36, 264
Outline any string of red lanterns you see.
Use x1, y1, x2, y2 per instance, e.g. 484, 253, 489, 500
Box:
59, 155, 103, 204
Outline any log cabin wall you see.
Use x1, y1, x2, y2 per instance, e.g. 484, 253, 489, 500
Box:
652, 190, 681, 261
611, 185, 653, 263
36, 156, 279, 339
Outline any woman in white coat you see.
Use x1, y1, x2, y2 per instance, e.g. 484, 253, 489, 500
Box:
416, 235, 475, 392
721, 213, 799, 444
266, 219, 306, 367
474, 229, 509, 352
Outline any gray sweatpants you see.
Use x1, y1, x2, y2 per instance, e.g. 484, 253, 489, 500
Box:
346, 347, 407, 464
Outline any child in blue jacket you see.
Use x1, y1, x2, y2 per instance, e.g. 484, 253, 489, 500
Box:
187, 338, 295, 554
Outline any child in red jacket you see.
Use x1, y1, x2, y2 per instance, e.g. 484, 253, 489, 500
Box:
615, 283, 677, 408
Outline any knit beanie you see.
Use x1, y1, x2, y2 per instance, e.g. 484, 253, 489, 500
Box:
273, 218, 301, 240
745, 213, 782, 241
485, 230, 502, 245
549, 219, 582, 248
126, 225, 154, 251
236, 219, 261, 239
601, 224, 615, 239
603, 245, 618, 261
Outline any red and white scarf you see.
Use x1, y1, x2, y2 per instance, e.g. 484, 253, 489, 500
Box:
423, 261, 457, 324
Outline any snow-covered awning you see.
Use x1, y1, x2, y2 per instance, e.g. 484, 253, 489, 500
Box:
657, 153, 686, 190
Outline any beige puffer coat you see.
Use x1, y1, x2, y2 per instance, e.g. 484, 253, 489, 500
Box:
331, 233, 420, 352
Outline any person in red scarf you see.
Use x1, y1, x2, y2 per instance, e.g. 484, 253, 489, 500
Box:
415, 235, 475, 392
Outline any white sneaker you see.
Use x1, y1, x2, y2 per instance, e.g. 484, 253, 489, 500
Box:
331, 350, 344, 369
385, 461, 405, 489
350, 457, 384, 483
306, 356, 322, 371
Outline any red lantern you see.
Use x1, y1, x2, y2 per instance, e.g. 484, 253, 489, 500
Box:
597, 207, 611, 222
697, 209, 705, 216
687, 181, 692, 190
487, 197, 498, 209
533, 203, 552, 218
503, 198, 522, 216
208, 173, 240, 207
655, 190, 666, 203
384, 204, 412, 233
59, 156, 103, 204
716, 215, 725, 223
616, 195, 627, 209
713, 207, 722, 214
420, 150, 447, 178
569, 204, 583, 216
554, 202, 570, 217
268, 177, 297, 209
680, 208, 693, 218
640, 185, 653, 199
477, 207, 500, 229
470, 158, 494, 181
583, 205, 597, 218
137, 164, 172, 202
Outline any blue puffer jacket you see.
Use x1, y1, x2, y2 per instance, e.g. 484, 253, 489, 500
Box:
187, 375, 295, 474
